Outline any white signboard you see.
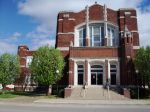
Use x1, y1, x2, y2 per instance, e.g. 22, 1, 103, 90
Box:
0, 84, 3, 90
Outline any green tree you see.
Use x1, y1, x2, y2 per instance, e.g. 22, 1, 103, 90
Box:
134, 46, 150, 89
0, 53, 20, 92
30, 46, 65, 95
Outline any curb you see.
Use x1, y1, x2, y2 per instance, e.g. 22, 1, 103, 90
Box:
34, 99, 150, 105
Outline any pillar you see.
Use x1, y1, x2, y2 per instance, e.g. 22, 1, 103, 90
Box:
85, 5, 90, 46
85, 60, 88, 85
68, 59, 74, 86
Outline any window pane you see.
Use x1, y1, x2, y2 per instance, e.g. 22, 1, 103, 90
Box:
78, 64, 84, 85
93, 27, 100, 35
79, 28, 86, 46
110, 70, 117, 72
94, 36, 100, 41
94, 42, 100, 46
91, 65, 102, 68
111, 65, 116, 68
78, 65, 84, 68
101, 27, 104, 38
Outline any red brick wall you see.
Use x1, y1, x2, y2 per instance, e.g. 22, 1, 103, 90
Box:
70, 47, 119, 58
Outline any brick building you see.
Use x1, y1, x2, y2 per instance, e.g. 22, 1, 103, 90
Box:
17, 3, 139, 95
55, 3, 139, 94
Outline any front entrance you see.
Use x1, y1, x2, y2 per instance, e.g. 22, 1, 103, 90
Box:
91, 65, 103, 85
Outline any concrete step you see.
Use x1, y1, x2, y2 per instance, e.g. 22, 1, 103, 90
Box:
67, 87, 128, 100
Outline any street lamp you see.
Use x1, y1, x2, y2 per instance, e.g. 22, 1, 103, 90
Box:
136, 69, 139, 100
56, 69, 59, 96
56, 70, 59, 74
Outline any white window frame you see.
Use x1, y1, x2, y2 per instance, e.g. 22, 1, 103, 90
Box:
26, 56, 33, 68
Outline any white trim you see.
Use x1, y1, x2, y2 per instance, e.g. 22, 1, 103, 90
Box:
57, 47, 69, 51
119, 8, 135, 10
57, 32, 74, 35
87, 60, 90, 86
72, 58, 119, 86
20, 65, 25, 67
130, 16, 137, 18
133, 46, 140, 49
120, 30, 138, 33
131, 30, 138, 33
119, 16, 125, 19
86, 5, 90, 39
70, 57, 120, 61
69, 18, 75, 21
75, 21, 118, 29
125, 12, 131, 15
58, 19, 63, 21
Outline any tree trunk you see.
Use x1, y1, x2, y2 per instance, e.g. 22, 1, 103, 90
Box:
2, 84, 6, 94
47, 85, 52, 96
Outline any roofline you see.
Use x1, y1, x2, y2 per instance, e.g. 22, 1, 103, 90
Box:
119, 8, 136, 11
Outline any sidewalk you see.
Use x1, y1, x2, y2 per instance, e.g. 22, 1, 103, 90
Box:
34, 99, 150, 105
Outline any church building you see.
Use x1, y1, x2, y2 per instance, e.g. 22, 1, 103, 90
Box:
17, 3, 140, 97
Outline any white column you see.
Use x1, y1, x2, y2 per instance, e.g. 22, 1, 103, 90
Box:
86, 5, 89, 39
104, 4, 108, 45
87, 60, 91, 86
108, 60, 110, 80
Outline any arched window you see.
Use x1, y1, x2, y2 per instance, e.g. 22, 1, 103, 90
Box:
76, 23, 118, 47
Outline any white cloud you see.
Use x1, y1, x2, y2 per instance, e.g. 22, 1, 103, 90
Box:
17, 0, 150, 49
11, 32, 21, 40
31, 38, 55, 50
0, 32, 22, 54
0, 41, 17, 54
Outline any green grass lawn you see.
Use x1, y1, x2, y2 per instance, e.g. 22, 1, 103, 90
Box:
0, 91, 19, 98
0, 91, 57, 99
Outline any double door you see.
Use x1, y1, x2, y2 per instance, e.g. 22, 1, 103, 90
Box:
91, 72, 103, 85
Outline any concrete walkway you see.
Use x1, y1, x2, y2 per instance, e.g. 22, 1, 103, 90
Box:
34, 99, 150, 105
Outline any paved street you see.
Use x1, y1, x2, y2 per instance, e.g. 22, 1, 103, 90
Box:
0, 103, 149, 112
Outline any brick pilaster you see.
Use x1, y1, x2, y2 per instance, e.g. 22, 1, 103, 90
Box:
68, 59, 74, 86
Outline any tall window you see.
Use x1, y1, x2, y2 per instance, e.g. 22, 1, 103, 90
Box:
110, 64, 117, 85
77, 65, 84, 85
90, 24, 104, 47
108, 27, 115, 46
79, 28, 86, 47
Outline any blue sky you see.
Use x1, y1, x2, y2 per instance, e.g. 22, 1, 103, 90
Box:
0, 0, 150, 54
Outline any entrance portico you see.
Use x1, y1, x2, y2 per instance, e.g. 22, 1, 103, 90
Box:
69, 58, 120, 87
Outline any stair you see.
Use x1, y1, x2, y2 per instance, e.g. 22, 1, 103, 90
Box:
67, 86, 128, 100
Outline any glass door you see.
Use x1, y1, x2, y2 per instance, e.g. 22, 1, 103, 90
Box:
91, 72, 96, 85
